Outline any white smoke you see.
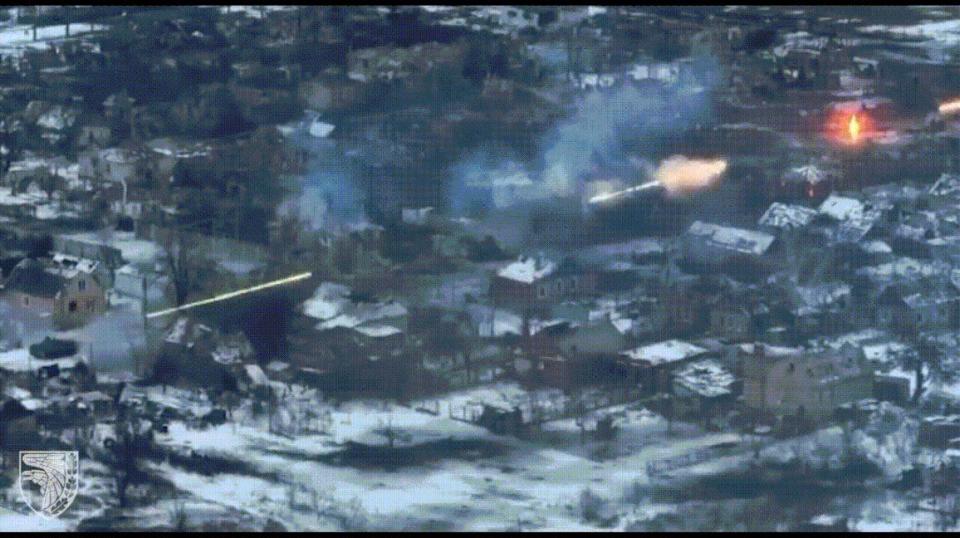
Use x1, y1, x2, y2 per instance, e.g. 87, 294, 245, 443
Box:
449, 55, 722, 212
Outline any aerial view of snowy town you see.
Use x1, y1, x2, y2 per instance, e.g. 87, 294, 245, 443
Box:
6, 4, 960, 532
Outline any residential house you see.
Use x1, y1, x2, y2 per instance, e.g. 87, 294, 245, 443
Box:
877, 281, 960, 337
144, 137, 212, 180
76, 116, 112, 149
289, 282, 412, 394
527, 316, 630, 388
742, 343, 874, 427
789, 282, 852, 340
618, 339, 710, 394
150, 317, 243, 393
78, 146, 145, 186
681, 220, 776, 279
2, 257, 107, 329
758, 202, 818, 239
490, 255, 597, 312
777, 164, 836, 201
672, 359, 739, 425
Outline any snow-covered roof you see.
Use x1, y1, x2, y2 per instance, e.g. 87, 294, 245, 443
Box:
36, 105, 76, 131
862, 341, 915, 365
146, 138, 211, 160
673, 359, 736, 398
317, 302, 408, 331
497, 256, 557, 284
818, 195, 865, 221
621, 339, 707, 366
795, 282, 851, 312
0, 348, 84, 373
3, 383, 29, 398
857, 257, 950, 284
861, 240, 892, 254
49, 253, 98, 278
904, 288, 958, 309
809, 328, 888, 351
471, 306, 523, 337
686, 221, 775, 256
244, 364, 269, 386
211, 343, 244, 365
737, 342, 801, 358
164, 317, 212, 346
354, 324, 402, 338
758, 202, 817, 230
309, 120, 335, 138
302, 282, 352, 320
930, 173, 960, 197
611, 317, 634, 335
99, 147, 140, 164
785, 164, 829, 184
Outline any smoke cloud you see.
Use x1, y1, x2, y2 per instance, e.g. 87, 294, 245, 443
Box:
68, 309, 148, 372
277, 114, 370, 232
449, 54, 723, 212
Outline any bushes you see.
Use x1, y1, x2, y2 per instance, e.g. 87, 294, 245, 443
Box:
579, 488, 617, 527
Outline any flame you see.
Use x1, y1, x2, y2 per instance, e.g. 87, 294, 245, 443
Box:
586, 156, 727, 205
848, 114, 861, 142
940, 99, 960, 115
655, 156, 728, 196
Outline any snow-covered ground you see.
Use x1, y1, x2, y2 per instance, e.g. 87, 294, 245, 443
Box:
0, 380, 944, 530
0, 22, 106, 60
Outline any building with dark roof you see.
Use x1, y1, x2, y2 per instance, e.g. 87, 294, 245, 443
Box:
2, 257, 106, 328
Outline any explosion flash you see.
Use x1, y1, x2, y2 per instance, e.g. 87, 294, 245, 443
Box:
939, 98, 960, 115
146, 272, 313, 319
848, 114, 861, 142
655, 156, 728, 196
587, 156, 727, 204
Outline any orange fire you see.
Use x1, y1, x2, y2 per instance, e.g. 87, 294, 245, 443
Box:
827, 106, 871, 146
848, 114, 861, 142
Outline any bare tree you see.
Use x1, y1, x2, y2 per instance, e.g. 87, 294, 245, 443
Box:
160, 228, 208, 307
170, 498, 188, 531
108, 410, 145, 508
37, 168, 62, 202
220, 391, 241, 422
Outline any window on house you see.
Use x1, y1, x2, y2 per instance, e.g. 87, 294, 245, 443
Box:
22, 296, 29, 307
538, 286, 546, 298
68, 300, 77, 312
78, 279, 86, 291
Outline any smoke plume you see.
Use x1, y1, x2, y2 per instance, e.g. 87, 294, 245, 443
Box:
449, 54, 722, 212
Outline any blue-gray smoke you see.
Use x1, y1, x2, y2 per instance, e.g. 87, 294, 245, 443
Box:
449, 54, 723, 213
278, 113, 369, 232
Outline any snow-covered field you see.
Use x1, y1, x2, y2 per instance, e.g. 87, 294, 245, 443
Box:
0, 381, 949, 531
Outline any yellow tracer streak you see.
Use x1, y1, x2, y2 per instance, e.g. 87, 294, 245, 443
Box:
146, 272, 313, 319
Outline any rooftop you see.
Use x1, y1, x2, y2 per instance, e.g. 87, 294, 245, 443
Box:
621, 339, 707, 366
673, 359, 736, 398
758, 202, 817, 230
497, 256, 557, 284
818, 194, 865, 221
686, 221, 775, 256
